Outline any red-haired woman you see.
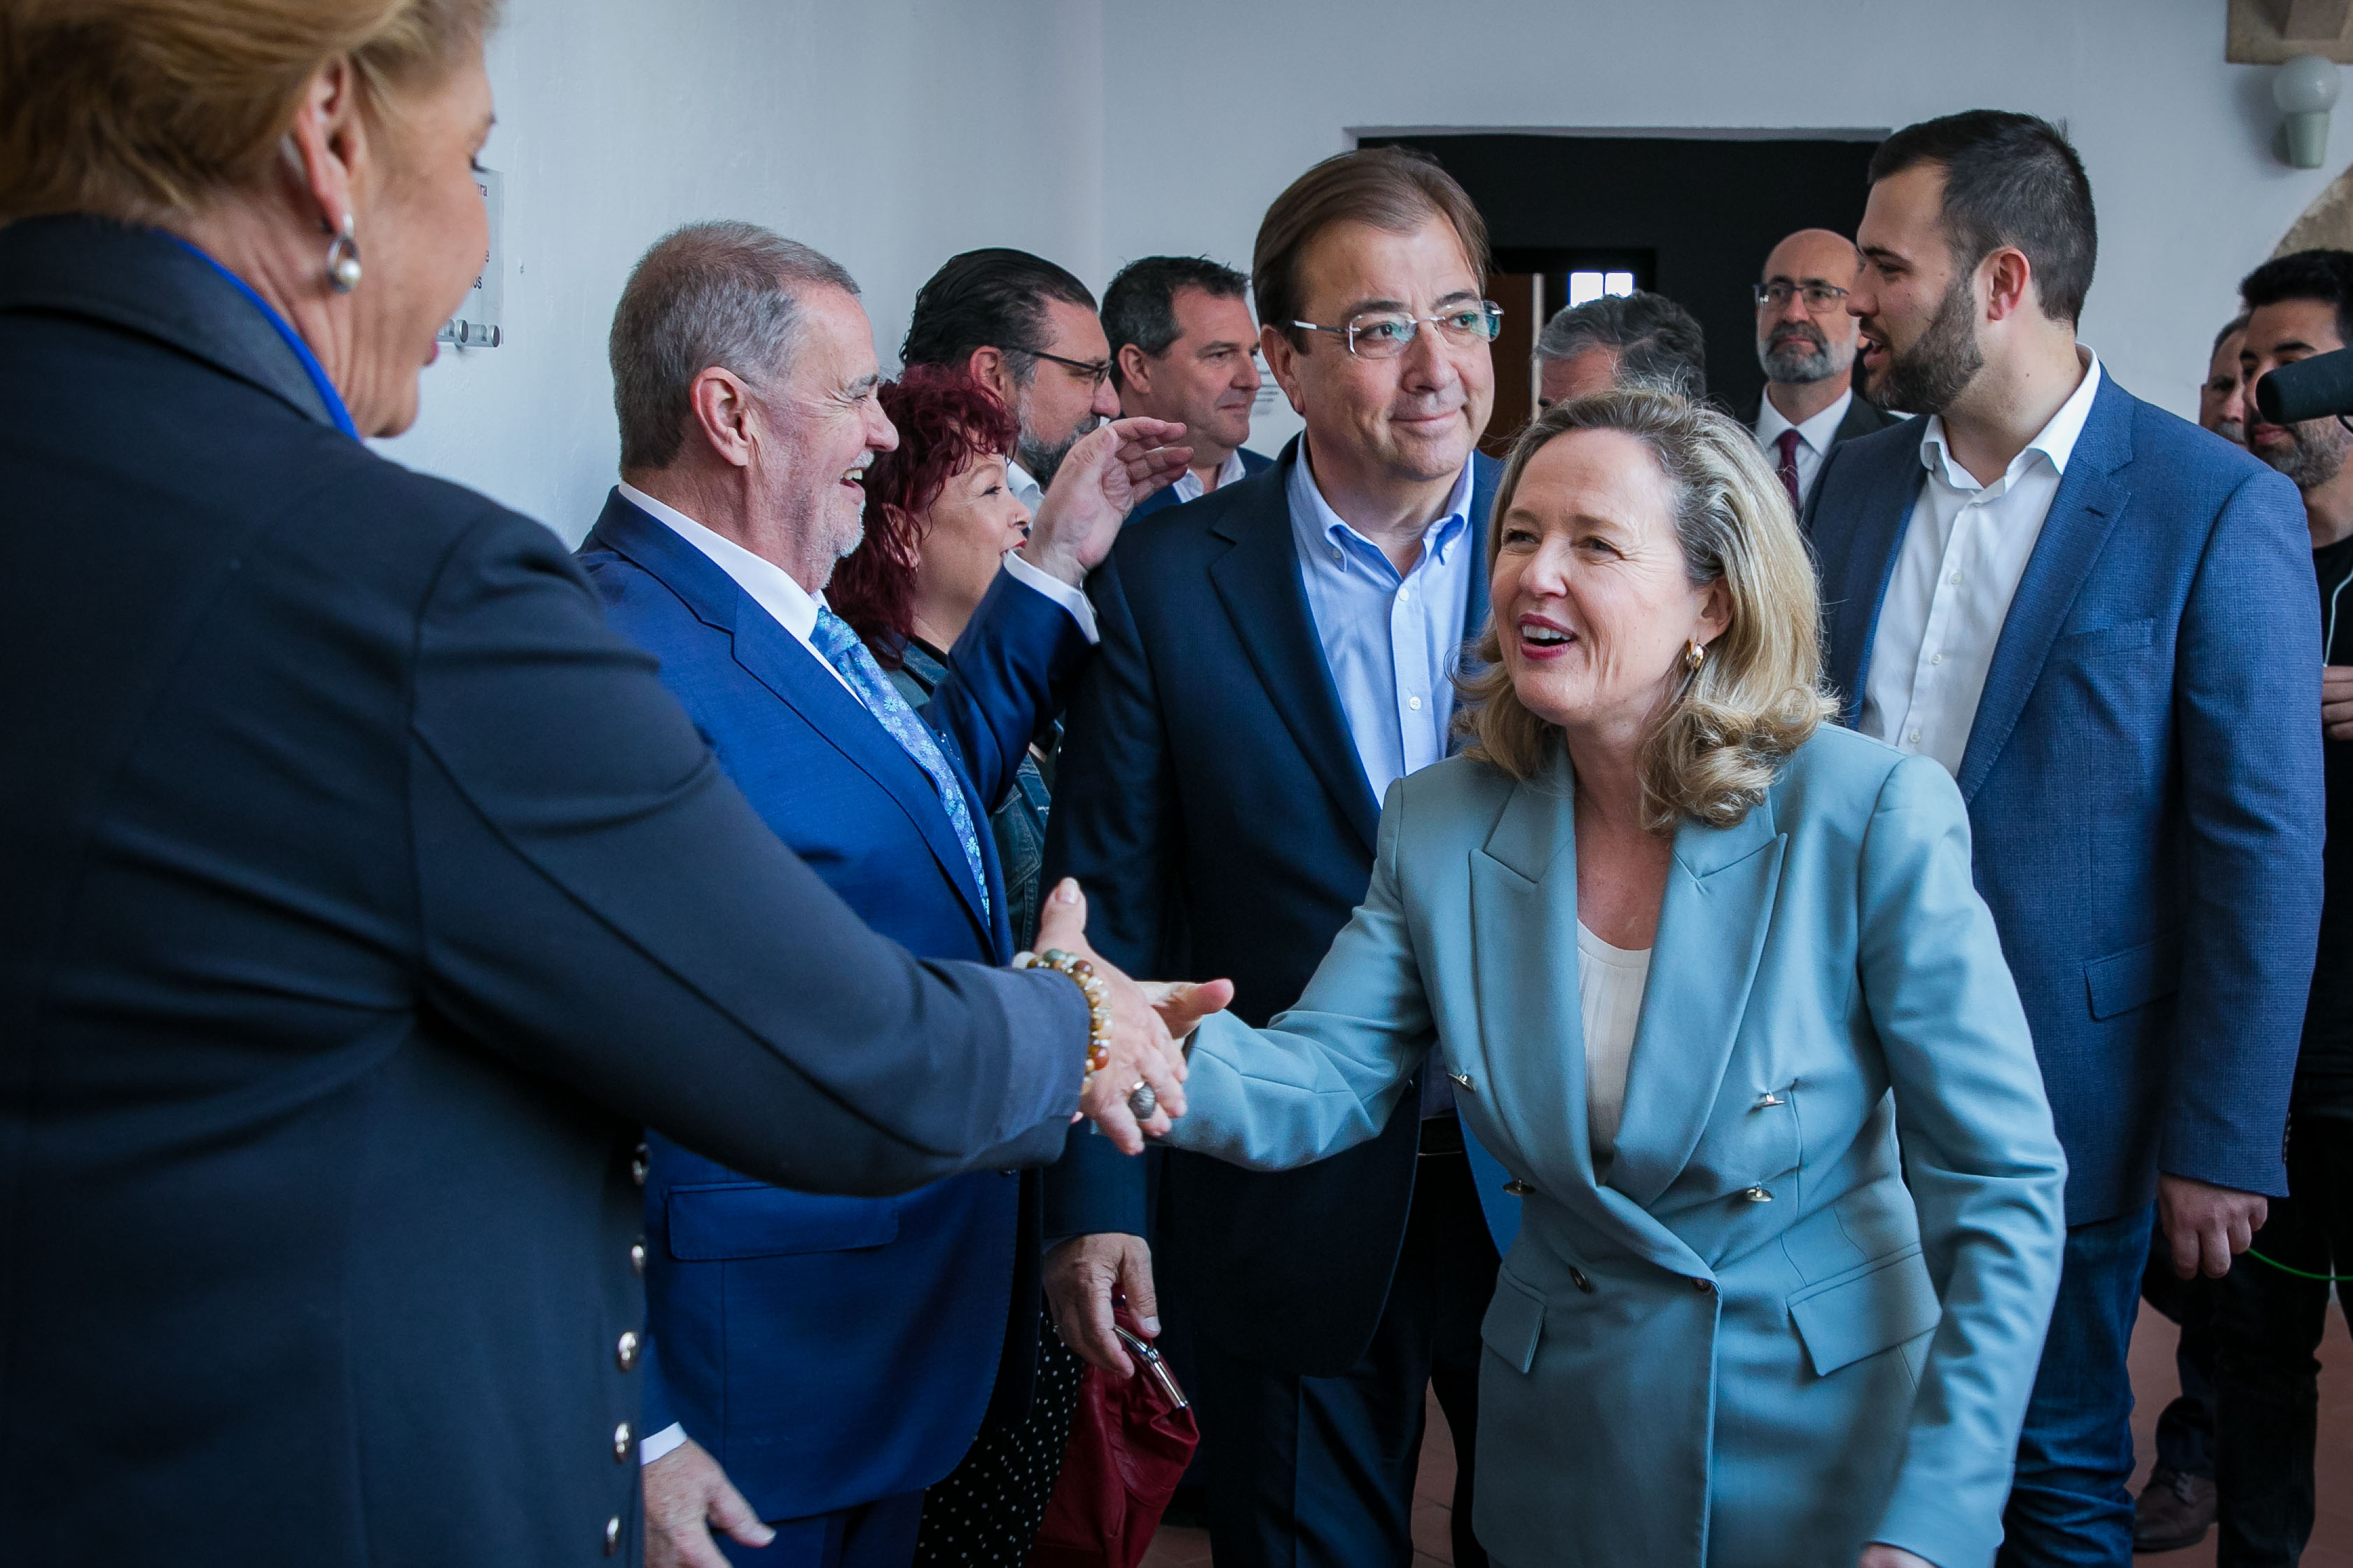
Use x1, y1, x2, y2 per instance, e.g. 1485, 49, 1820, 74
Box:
834, 366, 1079, 1565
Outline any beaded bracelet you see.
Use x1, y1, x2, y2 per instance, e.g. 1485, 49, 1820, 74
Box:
1014, 948, 1113, 1075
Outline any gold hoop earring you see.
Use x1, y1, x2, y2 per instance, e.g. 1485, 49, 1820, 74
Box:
1684, 639, 1706, 672
326, 214, 362, 293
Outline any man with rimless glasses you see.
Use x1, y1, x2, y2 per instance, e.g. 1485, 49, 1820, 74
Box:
1040, 147, 1512, 1567
1748, 228, 1899, 507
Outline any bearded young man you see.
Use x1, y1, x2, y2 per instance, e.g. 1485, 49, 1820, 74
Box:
1747, 227, 1898, 506
1805, 111, 2324, 1568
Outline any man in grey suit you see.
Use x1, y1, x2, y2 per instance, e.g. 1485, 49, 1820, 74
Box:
1748, 227, 1899, 507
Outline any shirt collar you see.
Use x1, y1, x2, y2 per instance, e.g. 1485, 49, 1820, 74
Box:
1290, 436, 1475, 573
1755, 385, 1853, 454
1006, 455, 1042, 506
616, 480, 828, 640
1917, 349, 2103, 493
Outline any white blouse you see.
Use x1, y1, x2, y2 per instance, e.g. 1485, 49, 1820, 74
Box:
1577, 922, 1652, 1164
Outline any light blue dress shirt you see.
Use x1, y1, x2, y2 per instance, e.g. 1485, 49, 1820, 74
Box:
1288, 443, 1475, 1117
1286, 443, 1477, 802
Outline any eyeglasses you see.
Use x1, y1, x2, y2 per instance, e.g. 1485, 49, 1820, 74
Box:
1291, 302, 1504, 359
1029, 348, 1114, 389
1753, 281, 1851, 314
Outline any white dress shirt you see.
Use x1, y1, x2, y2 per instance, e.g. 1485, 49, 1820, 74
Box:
1165, 450, 1248, 507
1858, 353, 2103, 777
614, 480, 1093, 1470
1754, 386, 1853, 505
1578, 922, 1652, 1165
616, 481, 1096, 655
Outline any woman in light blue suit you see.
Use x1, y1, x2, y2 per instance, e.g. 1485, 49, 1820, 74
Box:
1156, 390, 2068, 1568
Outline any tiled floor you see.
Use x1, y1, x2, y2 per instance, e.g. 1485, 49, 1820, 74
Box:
1140, 1291, 2352, 1568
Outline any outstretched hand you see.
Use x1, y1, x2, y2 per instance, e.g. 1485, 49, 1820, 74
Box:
1143, 978, 1234, 1046
1019, 417, 1190, 585
1032, 877, 1187, 1154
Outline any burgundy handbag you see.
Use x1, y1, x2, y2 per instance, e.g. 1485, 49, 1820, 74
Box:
1027, 1312, 1201, 1568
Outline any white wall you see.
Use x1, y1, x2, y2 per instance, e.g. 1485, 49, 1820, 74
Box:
380, 0, 1102, 541
387, 0, 2349, 534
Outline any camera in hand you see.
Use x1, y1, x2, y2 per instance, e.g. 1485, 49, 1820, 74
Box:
2254, 345, 2353, 425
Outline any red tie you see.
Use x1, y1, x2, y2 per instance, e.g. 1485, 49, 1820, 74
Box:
1774, 429, 1803, 507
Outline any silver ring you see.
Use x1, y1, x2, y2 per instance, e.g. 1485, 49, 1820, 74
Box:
1127, 1080, 1157, 1119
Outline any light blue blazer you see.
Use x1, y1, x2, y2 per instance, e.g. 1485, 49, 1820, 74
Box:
1164, 726, 2067, 1568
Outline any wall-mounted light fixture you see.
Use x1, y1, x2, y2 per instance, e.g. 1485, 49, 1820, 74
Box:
2277, 52, 2341, 167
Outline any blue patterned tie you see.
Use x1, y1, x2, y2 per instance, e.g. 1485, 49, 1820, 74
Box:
810, 607, 991, 923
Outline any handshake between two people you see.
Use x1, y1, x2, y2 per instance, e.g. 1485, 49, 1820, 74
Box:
1033, 876, 1234, 1156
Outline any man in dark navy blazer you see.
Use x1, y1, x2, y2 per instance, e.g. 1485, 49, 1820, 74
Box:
1806, 114, 2323, 1568
1103, 254, 1275, 522
578, 225, 1187, 1568
1044, 150, 1519, 1568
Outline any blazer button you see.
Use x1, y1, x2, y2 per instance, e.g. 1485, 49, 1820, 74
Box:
604, 1515, 623, 1555
1502, 1179, 1535, 1196
1692, 1277, 1716, 1293
1448, 1071, 1475, 1092
1570, 1267, 1594, 1293
1741, 1185, 1774, 1203
1753, 1092, 1786, 1109
630, 1142, 649, 1188
616, 1330, 641, 1372
630, 1240, 647, 1276
612, 1422, 633, 1462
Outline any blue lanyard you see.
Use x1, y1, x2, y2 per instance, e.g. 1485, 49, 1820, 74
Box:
156, 230, 361, 441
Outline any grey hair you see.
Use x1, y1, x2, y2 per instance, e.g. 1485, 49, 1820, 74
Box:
2214, 312, 2250, 355
1533, 291, 1709, 401
609, 221, 860, 471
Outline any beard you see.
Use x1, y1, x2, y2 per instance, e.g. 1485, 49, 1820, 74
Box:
2257, 415, 2353, 492
2210, 417, 2246, 448
1862, 274, 1984, 415
1757, 321, 1852, 385
1015, 411, 1103, 492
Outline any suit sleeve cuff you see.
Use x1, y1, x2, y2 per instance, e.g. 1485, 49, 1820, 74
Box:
638, 1422, 687, 1466
1002, 552, 1100, 644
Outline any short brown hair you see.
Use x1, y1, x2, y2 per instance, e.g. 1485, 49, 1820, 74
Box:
1253, 147, 1491, 351
0, 0, 502, 224
1456, 388, 1834, 831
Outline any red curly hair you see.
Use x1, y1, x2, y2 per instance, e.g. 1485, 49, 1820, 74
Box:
831, 365, 1021, 669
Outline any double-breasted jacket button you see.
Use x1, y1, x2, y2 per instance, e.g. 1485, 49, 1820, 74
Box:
1501, 1179, 1535, 1196
630, 1240, 647, 1276
1569, 1267, 1594, 1293
604, 1515, 623, 1555
1741, 1185, 1774, 1203
630, 1142, 649, 1188
612, 1422, 633, 1462
1692, 1277, 1716, 1293
1447, 1071, 1475, 1092
615, 1330, 641, 1372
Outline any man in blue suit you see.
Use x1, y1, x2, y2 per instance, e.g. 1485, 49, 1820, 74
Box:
1103, 255, 1275, 522
1807, 113, 2324, 1568
578, 223, 1187, 1568
1044, 149, 1512, 1568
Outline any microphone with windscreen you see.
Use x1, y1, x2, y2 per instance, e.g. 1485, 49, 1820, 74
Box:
2254, 345, 2353, 425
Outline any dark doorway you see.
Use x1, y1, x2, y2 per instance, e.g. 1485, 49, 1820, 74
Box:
1364, 132, 1884, 425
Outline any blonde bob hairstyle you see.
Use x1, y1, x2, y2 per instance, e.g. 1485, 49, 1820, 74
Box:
0, 0, 501, 224
1456, 387, 1837, 831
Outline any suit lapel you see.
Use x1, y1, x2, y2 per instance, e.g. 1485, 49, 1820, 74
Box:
1605, 795, 1786, 1211
1821, 439, 1928, 722
1464, 754, 1717, 1276
1952, 378, 2134, 802
586, 495, 996, 942
1206, 450, 1383, 854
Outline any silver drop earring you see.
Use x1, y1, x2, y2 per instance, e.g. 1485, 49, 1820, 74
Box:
326, 214, 362, 293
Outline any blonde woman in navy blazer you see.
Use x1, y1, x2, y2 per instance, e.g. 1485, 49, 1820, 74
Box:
1159, 390, 2069, 1568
